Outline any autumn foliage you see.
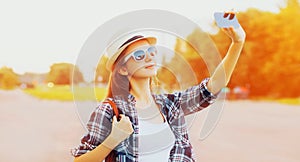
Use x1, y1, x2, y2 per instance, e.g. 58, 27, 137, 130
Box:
93, 1, 299, 99
0, 67, 20, 89
2, 0, 298, 100
172, 0, 300, 98
47, 63, 84, 85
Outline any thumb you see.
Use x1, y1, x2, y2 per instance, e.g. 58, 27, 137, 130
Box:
113, 116, 118, 123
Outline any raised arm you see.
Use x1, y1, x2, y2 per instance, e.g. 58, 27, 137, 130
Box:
207, 25, 246, 94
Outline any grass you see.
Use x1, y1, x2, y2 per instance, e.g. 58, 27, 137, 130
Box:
251, 96, 300, 105
276, 98, 300, 105
23, 85, 107, 101
23, 85, 300, 105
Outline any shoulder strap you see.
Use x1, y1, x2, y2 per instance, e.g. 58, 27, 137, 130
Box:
103, 99, 120, 121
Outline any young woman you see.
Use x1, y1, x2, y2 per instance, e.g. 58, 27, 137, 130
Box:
72, 13, 246, 162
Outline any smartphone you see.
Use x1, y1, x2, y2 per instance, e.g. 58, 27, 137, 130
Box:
214, 12, 240, 28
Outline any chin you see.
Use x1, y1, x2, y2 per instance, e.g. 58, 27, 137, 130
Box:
132, 69, 157, 78
144, 68, 157, 76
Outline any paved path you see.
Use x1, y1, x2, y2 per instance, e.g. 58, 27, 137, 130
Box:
0, 90, 299, 162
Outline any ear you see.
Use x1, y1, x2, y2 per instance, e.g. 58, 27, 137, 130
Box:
118, 66, 128, 76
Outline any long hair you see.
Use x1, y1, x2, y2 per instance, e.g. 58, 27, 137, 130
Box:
106, 48, 131, 98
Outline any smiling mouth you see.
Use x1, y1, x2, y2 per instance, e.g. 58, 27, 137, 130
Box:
145, 65, 156, 69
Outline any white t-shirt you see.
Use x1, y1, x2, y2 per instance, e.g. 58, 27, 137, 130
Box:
138, 115, 175, 162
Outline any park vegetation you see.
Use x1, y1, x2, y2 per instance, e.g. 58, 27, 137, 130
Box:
1, 0, 299, 102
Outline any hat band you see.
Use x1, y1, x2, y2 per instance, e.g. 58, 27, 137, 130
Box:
118, 35, 144, 49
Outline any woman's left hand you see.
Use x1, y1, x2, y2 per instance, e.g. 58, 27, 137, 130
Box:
220, 12, 246, 43
222, 25, 246, 43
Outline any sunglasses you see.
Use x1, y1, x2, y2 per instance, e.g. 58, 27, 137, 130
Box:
123, 46, 157, 63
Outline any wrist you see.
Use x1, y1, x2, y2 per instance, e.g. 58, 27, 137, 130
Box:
232, 39, 245, 44
102, 134, 120, 149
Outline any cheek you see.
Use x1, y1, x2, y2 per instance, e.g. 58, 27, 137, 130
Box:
125, 61, 144, 74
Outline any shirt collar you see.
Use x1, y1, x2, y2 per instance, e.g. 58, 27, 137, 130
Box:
127, 94, 136, 103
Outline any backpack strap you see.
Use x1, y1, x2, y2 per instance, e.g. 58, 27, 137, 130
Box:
103, 99, 120, 121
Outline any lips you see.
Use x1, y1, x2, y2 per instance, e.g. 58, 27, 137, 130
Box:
145, 64, 156, 69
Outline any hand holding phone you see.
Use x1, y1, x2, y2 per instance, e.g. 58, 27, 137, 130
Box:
214, 12, 240, 28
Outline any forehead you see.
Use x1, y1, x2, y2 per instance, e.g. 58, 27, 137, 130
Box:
124, 39, 150, 54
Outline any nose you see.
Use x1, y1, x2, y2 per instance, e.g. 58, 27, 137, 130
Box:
144, 52, 154, 62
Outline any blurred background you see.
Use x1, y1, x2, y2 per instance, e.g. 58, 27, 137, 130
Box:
0, 0, 299, 162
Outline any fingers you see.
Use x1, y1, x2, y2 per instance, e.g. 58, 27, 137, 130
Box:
113, 116, 117, 122
221, 11, 236, 29
222, 10, 237, 29
113, 114, 133, 134
106, 114, 133, 149
223, 12, 229, 18
229, 13, 235, 20
114, 114, 131, 124
226, 26, 235, 34
119, 114, 130, 121
222, 26, 235, 39
222, 27, 233, 34
119, 114, 126, 118
223, 8, 237, 20
223, 12, 235, 20
113, 115, 123, 123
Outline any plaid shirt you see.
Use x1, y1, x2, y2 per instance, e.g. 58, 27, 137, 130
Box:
71, 78, 218, 162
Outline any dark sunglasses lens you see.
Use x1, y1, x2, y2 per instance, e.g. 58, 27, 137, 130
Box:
133, 50, 145, 61
148, 46, 157, 56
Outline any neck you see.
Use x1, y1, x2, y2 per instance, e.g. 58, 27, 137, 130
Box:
129, 77, 153, 104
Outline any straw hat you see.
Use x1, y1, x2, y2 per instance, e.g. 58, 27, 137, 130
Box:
105, 32, 157, 71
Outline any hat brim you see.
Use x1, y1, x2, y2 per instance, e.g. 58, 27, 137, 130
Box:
106, 36, 157, 71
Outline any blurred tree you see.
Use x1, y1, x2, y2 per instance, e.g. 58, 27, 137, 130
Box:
93, 0, 300, 98
160, 33, 212, 91
185, 28, 222, 76
157, 65, 180, 92
210, 0, 300, 98
95, 56, 110, 84
47, 63, 84, 85
0, 67, 20, 89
